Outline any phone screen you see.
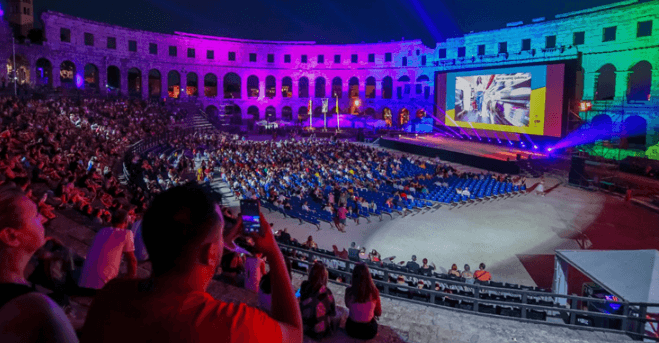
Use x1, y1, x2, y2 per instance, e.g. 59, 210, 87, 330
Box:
240, 200, 262, 236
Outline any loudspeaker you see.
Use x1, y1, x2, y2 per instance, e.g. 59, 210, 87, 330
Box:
568, 156, 587, 186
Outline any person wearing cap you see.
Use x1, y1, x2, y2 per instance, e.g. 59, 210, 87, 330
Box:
405, 255, 420, 273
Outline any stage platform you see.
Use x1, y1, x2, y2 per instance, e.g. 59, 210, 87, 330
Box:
379, 135, 548, 174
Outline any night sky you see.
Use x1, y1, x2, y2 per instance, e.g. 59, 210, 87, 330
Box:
1, 0, 625, 45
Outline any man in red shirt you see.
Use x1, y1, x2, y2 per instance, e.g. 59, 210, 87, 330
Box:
81, 184, 303, 343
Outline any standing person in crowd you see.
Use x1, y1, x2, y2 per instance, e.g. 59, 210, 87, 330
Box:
461, 264, 474, 284
536, 179, 545, 197
81, 184, 303, 343
336, 205, 347, 233
348, 242, 360, 262
0, 185, 78, 343
299, 262, 338, 339
78, 209, 137, 290
244, 252, 266, 293
344, 263, 382, 340
473, 262, 492, 282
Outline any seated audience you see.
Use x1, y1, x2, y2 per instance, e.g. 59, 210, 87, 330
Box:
448, 264, 461, 277
345, 263, 382, 340
303, 235, 318, 249
419, 258, 436, 276
332, 245, 348, 260
461, 264, 474, 284
78, 209, 137, 290
0, 185, 78, 343
299, 262, 338, 339
473, 262, 492, 282
406, 255, 420, 273
347, 242, 360, 262
80, 184, 303, 343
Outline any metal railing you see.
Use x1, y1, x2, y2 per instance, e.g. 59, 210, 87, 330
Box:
279, 242, 659, 341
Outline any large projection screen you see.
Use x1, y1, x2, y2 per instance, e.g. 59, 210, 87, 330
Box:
437, 64, 564, 137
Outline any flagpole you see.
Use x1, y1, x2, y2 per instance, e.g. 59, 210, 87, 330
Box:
13, 36, 17, 97
336, 96, 340, 132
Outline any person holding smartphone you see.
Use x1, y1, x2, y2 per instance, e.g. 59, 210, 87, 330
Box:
81, 184, 303, 343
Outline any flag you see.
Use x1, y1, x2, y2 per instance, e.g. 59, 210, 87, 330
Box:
308, 99, 312, 115
336, 96, 339, 114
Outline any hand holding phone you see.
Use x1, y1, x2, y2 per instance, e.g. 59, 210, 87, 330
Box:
240, 199, 263, 237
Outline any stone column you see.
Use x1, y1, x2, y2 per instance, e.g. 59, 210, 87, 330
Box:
52, 66, 61, 88
614, 70, 631, 101
119, 69, 128, 97
142, 71, 149, 99
292, 80, 299, 99
651, 69, 659, 101
258, 79, 265, 100
582, 72, 598, 101
98, 66, 107, 95
161, 75, 168, 99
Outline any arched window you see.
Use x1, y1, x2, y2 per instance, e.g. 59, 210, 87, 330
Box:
627, 61, 652, 102
204, 73, 217, 98
223, 72, 241, 99
83, 64, 99, 91
315, 77, 326, 98
623, 115, 647, 146
247, 75, 259, 98
107, 65, 120, 91
127, 68, 141, 97
186, 72, 198, 96
298, 77, 309, 98
282, 77, 292, 98
282, 106, 293, 121
148, 69, 161, 98
332, 77, 342, 98
60, 60, 76, 88
265, 75, 276, 98
365, 77, 376, 99
247, 105, 260, 121
167, 70, 181, 98
591, 114, 612, 139
382, 76, 393, 99
265, 106, 276, 122
595, 64, 616, 101
349, 77, 359, 98
35, 58, 53, 87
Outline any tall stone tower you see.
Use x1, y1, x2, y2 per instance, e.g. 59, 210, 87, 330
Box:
7, 0, 34, 37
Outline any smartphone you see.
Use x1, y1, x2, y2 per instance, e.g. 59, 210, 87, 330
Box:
240, 199, 263, 236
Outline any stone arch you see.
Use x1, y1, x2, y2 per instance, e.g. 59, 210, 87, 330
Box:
265, 75, 276, 98
227, 105, 242, 125
595, 64, 616, 101
186, 72, 198, 96
59, 60, 76, 88
298, 106, 309, 122
591, 114, 612, 137
416, 75, 430, 82
282, 106, 293, 121
35, 58, 52, 87
204, 73, 217, 97
623, 115, 647, 146
205, 105, 219, 117
299, 76, 309, 98
83, 64, 99, 91
282, 77, 293, 98
247, 105, 260, 121
365, 76, 376, 99
382, 76, 393, 99
398, 75, 411, 82
315, 77, 326, 98
127, 68, 141, 97
168, 70, 181, 98
8, 54, 30, 85
265, 106, 276, 122
332, 77, 342, 98
223, 72, 241, 99
107, 65, 120, 91
365, 107, 376, 117
627, 61, 652, 101
349, 76, 359, 98
314, 106, 323, 115
247, 75, 259, 98
148, 69, 162, 98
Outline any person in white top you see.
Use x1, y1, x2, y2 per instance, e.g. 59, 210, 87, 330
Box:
244, 252, 267, 293
78, 209, 137, 289
462, 188, 471, 197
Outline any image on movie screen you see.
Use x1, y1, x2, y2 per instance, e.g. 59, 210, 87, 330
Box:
454, 73, 532, 127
